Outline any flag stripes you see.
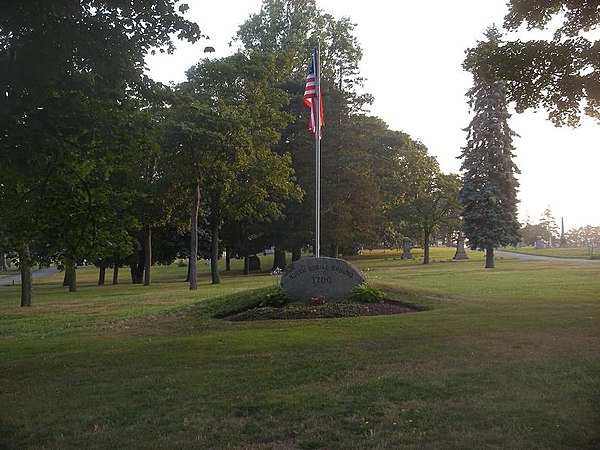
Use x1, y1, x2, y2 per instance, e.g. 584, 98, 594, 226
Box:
303, 50, 323, 135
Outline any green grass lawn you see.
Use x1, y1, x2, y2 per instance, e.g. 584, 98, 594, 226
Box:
1, 250, 599, 449
500, 246, 597, 259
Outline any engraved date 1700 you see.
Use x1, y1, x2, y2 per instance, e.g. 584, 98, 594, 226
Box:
312, 276, 332, 284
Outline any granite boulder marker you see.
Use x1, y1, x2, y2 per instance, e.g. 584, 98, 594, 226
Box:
281, 257, 365, 303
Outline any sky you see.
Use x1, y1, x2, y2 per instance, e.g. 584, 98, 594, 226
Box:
145, 0, 600, 230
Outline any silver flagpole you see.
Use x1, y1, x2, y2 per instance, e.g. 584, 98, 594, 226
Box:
314, 42, 321, 257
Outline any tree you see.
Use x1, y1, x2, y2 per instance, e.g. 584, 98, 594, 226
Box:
318, 95, 385, 257
388, 140, 461, 264
0, 1, 201, 305
235, 0, 375, 258
460, 30, 522, 269
463, 2, 600, 127
235, 0, 365, 100
521, 222, 548, 246
566, 225, 600, 248
163, 52, 296, 288
538, 206, 560, 246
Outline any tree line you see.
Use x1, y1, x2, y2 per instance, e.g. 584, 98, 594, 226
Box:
0, 0, 461, 307
2, 0, 596, 305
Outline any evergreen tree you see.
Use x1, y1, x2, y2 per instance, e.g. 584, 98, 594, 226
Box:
460, 31, 521, 269
539, 207, 560, 246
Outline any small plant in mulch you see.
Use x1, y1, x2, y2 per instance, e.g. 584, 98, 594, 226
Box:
350, 283, 385, 303
259, 285, 290, 308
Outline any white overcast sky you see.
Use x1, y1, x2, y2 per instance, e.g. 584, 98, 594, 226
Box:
146, 0, 600, 229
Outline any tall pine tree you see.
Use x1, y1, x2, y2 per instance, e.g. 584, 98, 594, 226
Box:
460, 30, 521, 269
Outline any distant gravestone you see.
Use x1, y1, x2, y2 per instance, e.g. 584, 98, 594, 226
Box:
281, 256, 365, 303
453, 234, 469, 260
559, 217, 567, 248
402, 237, 412, 260
535, 236, 545, 250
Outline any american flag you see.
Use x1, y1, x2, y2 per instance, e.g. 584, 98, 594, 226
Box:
303, 49, 324, 135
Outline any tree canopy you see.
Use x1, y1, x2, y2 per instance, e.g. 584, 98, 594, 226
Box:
463, 1, 600, 126
0, 0, 202, 303
0, 0, 468, 306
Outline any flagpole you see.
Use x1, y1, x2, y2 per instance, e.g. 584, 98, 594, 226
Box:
314, 42, 321, 258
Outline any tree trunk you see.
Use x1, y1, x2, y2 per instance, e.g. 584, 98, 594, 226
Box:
210, 193, 220, 285
112, 265, 119, 284
243, 254, 250, 275
210, 223, 220, 285
185, 260, 191, 282
98, 263, 106, 285
66, 262, 77, 292
62, 270, 70, 287
130, 262, 144, 284
291, 246, 301, 262
331, 243, 339, 258
0, 252, 7, 271
144, 224, 152, 286
19, 244, 33, 307
423, 229, 431, 265
225, 247, 231, 272
485, 247, 495, 269
189, 182, 200, 290
272, 245, 287, 271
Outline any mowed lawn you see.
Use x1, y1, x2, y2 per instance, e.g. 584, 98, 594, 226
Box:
499, 246, 598, 259
0, 250, 598, 449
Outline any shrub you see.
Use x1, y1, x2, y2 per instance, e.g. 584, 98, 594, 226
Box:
350, 283, 385, 303
260, 286, 290, 307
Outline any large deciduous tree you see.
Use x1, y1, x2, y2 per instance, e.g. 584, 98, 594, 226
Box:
463, 1, 600, 126
163, 52, 298, 288
236, 0, 378, 258
460, 32, 522, 268
0, 1, 201, 305
566, 225, 600, 248
235, 0, 365, 99
388, 140, 461, 264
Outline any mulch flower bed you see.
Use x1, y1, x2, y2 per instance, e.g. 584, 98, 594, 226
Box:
222, 300, 420, 321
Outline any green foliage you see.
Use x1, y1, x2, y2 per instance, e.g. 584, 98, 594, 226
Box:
235, 0, 365, 98
260, 285, 290, 307
566, 225, 600, 248
161, 52, 302, 284
350, 283, 385, 303
0, 0, 201, 298
463, 5, 599, 126
521, 222, 549, 246
234, 0, 383, 256
388, 139, 461, 264
459, 71, 521, 257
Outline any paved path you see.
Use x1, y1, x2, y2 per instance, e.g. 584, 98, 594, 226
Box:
0, 267, 60, 286
496, 250, 600, 263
